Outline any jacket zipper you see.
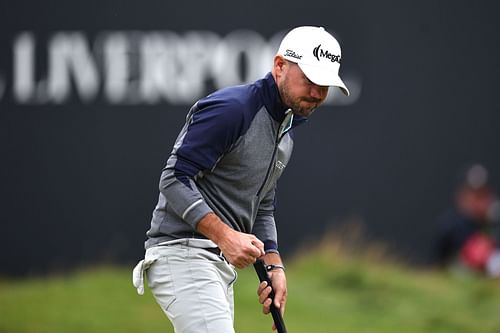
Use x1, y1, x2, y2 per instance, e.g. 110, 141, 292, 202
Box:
256, 110, 294, 198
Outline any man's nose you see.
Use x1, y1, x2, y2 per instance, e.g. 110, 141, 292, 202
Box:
310, 84, 327, 100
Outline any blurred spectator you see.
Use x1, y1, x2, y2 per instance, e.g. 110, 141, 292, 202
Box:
433, 164, 500, 277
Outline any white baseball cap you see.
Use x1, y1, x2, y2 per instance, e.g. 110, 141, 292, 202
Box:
277, 26, 349, 96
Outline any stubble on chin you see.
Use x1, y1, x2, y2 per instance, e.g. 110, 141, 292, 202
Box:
278, 82, 320, 117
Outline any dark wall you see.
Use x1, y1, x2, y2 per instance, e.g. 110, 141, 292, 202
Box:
1, 0, 499, 275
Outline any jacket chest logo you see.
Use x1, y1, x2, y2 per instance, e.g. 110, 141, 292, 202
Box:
275, 160, 286, 170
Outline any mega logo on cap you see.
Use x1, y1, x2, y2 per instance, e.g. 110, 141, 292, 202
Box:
312, 44, 341, 63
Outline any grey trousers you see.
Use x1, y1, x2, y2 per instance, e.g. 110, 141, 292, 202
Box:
133, 239, 238, 333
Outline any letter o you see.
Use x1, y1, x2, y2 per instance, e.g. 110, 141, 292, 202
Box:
211, 30, 273, 89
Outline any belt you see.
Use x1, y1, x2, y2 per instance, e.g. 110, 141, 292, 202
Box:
204, 247, 223, 256
156, 239, 223, 257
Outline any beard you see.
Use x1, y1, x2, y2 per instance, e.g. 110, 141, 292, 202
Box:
278, 78, 321, 118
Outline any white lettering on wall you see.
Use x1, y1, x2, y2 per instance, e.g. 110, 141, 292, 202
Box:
7, 30, 362, 106
171, 31, 220, 104
13, 32, 36, 103
47, 32, 99, 103
101, 32, 135, 104
211, 30, 272, 88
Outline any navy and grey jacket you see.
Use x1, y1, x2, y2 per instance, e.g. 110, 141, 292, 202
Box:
145, 72, 306, 252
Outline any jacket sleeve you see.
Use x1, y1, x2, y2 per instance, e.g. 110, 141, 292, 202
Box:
252, 186, 279, 253
159, 97, 246, 229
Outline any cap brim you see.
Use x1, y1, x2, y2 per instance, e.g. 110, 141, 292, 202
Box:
298, 63, 350, 96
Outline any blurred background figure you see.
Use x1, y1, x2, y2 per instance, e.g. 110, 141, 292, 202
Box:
433, 164, 500, 277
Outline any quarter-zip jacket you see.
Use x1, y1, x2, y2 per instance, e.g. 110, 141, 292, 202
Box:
145, 72, 306, 252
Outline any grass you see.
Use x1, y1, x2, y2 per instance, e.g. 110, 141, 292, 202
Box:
1, 238, 499, 333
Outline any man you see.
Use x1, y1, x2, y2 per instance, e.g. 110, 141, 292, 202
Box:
433, 164, 500, 273
133, 26, 349, 333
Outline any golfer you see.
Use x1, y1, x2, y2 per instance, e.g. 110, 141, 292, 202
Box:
133, 26, 349, 333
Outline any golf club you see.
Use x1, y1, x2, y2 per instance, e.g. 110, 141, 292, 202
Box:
254, 259, 287, 333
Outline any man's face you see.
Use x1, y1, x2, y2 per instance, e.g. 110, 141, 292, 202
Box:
277, 61, 329, 117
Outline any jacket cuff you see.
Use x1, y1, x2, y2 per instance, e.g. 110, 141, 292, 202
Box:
182, 199, 213, 228
263, 240, 278, 252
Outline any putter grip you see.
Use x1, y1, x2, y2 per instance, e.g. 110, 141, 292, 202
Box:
254, 259, 287, 333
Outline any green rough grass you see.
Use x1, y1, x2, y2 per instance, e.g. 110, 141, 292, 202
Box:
0, 245, 499, 333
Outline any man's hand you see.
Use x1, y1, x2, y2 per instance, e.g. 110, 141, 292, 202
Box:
218, 229, 265, 268
257, 254, 287, 331
196, 212, 265, 268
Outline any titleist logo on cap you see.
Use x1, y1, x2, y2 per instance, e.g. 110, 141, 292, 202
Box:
312, 44, 341, 63
284, 49, 302, 60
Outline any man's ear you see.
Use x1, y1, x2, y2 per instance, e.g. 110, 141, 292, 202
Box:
273, 55, 286, 76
